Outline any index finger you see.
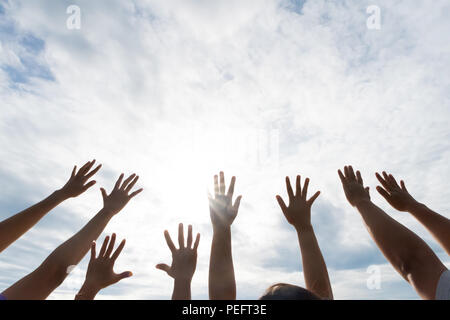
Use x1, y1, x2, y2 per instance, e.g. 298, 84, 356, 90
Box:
227, 176, 236, 198
164, 230, 176, 253
111, 239, 126, 262
286, 177, 294, 199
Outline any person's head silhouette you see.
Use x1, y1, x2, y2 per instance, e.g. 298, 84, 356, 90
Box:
260, 283, 320, 300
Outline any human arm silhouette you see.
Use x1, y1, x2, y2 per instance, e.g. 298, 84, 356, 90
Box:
1, 173, 142, 300
75, 233, 132, 300
208, 172, 242, 300
339, 166, 447, 300
156, 223, 200, 300
0, 160, 101, 253
276, 175, 333, 299
376, 171, 450, 255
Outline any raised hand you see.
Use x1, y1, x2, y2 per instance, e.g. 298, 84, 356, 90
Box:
156, 223, 200, 282
59, 160, 102, 199
276, 175, 321, 232
376, 172, 450, 255
0, 160, 102, 254
338, 166, 370, 207
100, 173, 143, 215
75, 234, 132, 300
375, 172, 418, 211
208, 171, 242, 230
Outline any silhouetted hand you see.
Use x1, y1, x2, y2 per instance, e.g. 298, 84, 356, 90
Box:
276, 175, 320, 232
375, 172, 418, 211
59, 160, 102, 198
338, 166, 370, 207
100, 173, 143, 215
208, 171, 242, 230
156, 223, 200, 282
76, 234, 132, 300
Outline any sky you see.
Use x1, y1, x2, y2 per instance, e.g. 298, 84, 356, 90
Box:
0, 0, 449, 300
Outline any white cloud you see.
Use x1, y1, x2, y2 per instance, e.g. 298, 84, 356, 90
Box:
0, 0, 449, 299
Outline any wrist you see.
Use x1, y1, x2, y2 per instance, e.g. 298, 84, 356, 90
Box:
52, 189, 70, 202
174, 277, 192, 285
354, 198, 372, 209
76, 282, 101, 300
212, 224, 231, 235
173, 278, 192, 300
407, 201, 427, 214
98, 208, 116, 218
295, 224, 313, 233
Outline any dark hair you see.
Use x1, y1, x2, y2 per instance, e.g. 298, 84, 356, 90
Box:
259, 283, 320, 300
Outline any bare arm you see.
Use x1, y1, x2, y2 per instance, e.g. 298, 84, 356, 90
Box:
75, 234, 132, 300
2, 173, 142, 300
339, 166, 447, 300
276, 175, 333, 299
0, 160, 101, 253
376, 172, 450, 255
208, 172, 242, 300
156, 224, 200, 300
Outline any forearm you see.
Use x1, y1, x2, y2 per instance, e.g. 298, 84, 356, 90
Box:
408, 202, 450, 255
0, 190, 67, 253
296, 226, 333, 299
45, 209, 114, 272
356, 200, 442, 278
172, 279, 192, 300
209, 226, 236, 300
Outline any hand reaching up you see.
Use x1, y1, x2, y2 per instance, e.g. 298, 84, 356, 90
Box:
59, 160, 102, 199
208, 171, 242, 230
338, 166, 370, 207
76, 234, 132, 300
375, 172, 418, 211
100, 173, 143, 215
276, 175, 321, 232
156, 223, 200, 282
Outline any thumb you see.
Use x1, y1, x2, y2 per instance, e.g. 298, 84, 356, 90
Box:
100, 188, 107, 201
155, 263, 171, 274
115, 271, 133, 282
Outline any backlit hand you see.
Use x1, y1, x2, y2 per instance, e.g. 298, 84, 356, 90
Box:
276, 175, 320, 231
208, 171, 242, 230
375, 172, 418, 211
338, 166, 370, 207
156, 223, 200, 282
100, 173, 143, 215
59, 160, 101, 198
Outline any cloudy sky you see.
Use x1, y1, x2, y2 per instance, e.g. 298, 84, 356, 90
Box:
0, 0, 449, 300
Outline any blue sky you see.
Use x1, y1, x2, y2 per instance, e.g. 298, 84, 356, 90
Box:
0, 0, 449, 299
